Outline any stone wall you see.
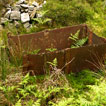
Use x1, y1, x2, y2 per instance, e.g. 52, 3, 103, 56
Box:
0, 0, 46, 28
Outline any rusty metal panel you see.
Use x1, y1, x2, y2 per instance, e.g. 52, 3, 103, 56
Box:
64, 44, 106, 73
8, 24, 106, 75
8, 24, 106, 54
45, 50, 65, 71
23, 50, 65, 75
8, 24, 90, 54
23, 54, 45, 75
23, 44, 106, 75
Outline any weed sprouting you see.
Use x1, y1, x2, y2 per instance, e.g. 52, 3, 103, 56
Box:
69, 30, 88, 48
28, 49, 41, 55
46, 48, 57, 52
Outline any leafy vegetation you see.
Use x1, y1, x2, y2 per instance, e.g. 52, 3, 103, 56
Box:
28, 49, 41, 55
0, 70, 106, 106
69, 30, 88, 48
0, 0, 106, 106
46, 48, 57, 52
43, 0, 93, 27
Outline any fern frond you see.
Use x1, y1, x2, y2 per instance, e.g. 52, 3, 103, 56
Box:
74, 37, 88, 47
71, 37, 88, 48
69, 30, 80, 41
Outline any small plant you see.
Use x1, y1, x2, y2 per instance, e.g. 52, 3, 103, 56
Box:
33, 17, 51, 25
69, 30, 88, 48
28, 49, 41, 55
47, 58, 58, 67
46, 47, 57, 52
0, 73, 37, 106
32, 10, 51, 25
44, 58, 74, 89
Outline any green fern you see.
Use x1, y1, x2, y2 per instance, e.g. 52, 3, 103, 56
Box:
69, 30, 80, 41
32, 10, 51, 25
69, 30, 88, 48
28, 49, 41, 55
33, 18, 51, 25
47, 58, 57, 67
71, 37, 88, 48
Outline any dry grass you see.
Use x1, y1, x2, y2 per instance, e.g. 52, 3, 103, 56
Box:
42, 68, 69, 90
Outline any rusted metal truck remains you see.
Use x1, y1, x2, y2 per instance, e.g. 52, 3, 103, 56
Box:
8, 24, 106, 75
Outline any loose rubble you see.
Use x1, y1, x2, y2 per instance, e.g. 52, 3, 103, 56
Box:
0, 0, 46, 28
21, 13, 30, 23
10, 11, 21, 20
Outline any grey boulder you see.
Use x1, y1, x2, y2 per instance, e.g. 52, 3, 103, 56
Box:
43, 1, 46, 5
21, 4, 29, 8
21, 13, 30, 23
12, 6, 20, 11
4, 10, 11, 19
23, 22, 30, 28
16, 0, 26, 4
10, 11, 21, 20
32, 1, 39, 7
1, 18, 8, 24
28, 6, 34, 11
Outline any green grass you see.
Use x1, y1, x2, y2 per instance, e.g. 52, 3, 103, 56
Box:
0, 70, 106, 106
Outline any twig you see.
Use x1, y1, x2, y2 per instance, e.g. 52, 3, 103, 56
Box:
61, 57, 75, 71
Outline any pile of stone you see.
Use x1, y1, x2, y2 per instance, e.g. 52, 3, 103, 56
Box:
0, 0, 46, 28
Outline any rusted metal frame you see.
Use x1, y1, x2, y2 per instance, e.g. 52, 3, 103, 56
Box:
7, 24, 106, 75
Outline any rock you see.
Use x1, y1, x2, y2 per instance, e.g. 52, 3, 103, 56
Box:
24, 9, 28, 13
0, 0, 44, 27
37, 14, 42, 18
15, 5, 21, 10
1, 9, 6, 16
12, 7, 20, 11
25, 9, 28, 12
6, 4, 11, 8
28, 11, 32, 16
32, 1, 39, 7
16, 0, 26, 4
23, 22, 30, 28
39, 4, 43, 8
4, 10, 11, 19
7, 8, 11, 11
21, 13, 30, 23
21, 9, 25, 13
43, 1, 46, 4
28, 6, 34, 11
0, 18, 8, 25
14, 21, 20, 28
30, 7, 37, 19
10, 11, 21, 20
21, 4, 29, 8
36, 5, 42, 10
